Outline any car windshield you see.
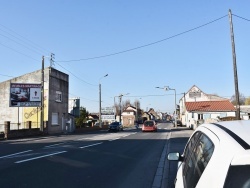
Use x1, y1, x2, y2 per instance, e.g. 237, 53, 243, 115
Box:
224, 165, 250, 188
144, 121, 154, 126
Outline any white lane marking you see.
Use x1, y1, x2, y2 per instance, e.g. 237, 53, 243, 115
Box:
77, 137, 88, 141
33, 138, 54, 142
15, 151, 67, 164
109, 138, 120, 141
78, 132, 137, 141
79, 142, 103, 149
0, 150, 33, 159
44, 143, 65, 148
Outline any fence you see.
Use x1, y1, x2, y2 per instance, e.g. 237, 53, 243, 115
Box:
1, 121, 45, 139
9, 122, 40, 130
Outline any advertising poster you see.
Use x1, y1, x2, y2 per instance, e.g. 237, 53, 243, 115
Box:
10, 83, 41, 107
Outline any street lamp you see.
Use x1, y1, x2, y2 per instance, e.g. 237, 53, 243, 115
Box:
99, 74, 108, 128
156, 86, 177, 127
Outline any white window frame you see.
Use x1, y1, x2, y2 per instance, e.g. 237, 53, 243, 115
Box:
55, 91, 62, 102
52, 112, 59, 125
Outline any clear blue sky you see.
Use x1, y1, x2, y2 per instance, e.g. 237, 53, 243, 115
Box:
0, 1, 250, 113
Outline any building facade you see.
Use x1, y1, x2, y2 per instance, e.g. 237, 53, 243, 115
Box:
0, 67, 73, 134
179, 85, 236, 129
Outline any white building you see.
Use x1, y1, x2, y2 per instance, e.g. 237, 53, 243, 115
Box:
179, 85, 236, 129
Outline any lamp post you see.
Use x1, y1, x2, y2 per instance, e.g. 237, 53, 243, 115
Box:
99, 74, 108, 128
156, 86, 177, 127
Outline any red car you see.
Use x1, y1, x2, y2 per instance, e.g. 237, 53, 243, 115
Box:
142, 120, 158, 132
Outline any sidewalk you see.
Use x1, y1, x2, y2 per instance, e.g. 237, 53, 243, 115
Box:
162, 127, 194, 188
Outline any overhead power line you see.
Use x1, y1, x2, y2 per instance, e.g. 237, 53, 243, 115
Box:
54, 62, 97, 86
0, 23, 51, 55
56, 15, 228, 63
0, 41, 40, 62
232, 14, 250, 22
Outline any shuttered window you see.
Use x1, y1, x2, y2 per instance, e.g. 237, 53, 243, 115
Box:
52, 113, 58, 125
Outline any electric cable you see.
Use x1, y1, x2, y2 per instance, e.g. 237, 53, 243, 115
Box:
56, 15, 228, 63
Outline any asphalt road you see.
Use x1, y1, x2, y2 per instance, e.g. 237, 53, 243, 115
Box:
0, 123, 192, 188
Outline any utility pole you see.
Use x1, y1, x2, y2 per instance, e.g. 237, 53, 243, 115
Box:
99, 74, 108, 128
99, 83, 102, 127
40, 56, 44, 132
119, 95, 122, 123
229, 9, 240, 120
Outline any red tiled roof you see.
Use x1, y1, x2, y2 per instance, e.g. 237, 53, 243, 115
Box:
185, 100, 236, 112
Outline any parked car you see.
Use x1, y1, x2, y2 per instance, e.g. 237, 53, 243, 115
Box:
94, 122, 104, 126
108, 122, 123, 132
167, 120, 250, 188
142, 120, 157, 132
176, 120, 182, 127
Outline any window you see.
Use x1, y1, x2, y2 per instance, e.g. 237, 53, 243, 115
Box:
198, 114, 203, 120
184, 132, 201, 160
183, 133, 215, 188
52, 113, 59, 125
224, 165, 250, 188
55, 91, 62, 102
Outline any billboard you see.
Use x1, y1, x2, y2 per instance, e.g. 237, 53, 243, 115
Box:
101, 107, 115, 115
101, 107, 115, 121
10, 83, 41, 107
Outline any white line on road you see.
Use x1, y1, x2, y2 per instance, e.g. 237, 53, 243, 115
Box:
15, 151, 67, 164
0, 150, 33, 159
77, 137, 88, 140
79, 142, 103, 149
109, 138, 120, 141
44, 143, 65, 148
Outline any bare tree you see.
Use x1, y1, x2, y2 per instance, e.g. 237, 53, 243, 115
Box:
230, 93, 246, 105
134, 99, 141, 109
245, 97, 250, 105
124, 99, 131, 108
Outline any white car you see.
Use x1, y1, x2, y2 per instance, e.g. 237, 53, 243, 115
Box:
168, 120, 250, 188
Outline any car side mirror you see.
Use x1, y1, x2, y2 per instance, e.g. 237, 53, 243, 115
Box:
167, 152, 183, 161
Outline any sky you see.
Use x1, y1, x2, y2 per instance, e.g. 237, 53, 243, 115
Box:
0, 1, 250, 114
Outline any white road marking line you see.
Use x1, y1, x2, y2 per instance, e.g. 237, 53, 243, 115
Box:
34, 138, 53, 142
79, 142, 103, 149
0, 150, 33, 159
77, 137, 89, 140
15, 151, 67, 164
109, 138, 120, 141
44, 143, 65, 148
